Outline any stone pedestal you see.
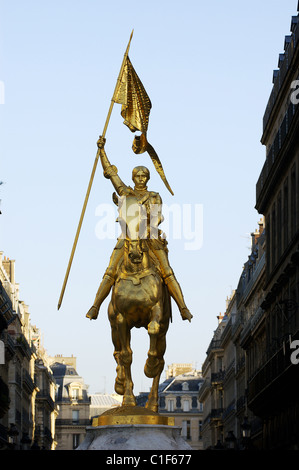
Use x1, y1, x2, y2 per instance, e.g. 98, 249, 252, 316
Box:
77, 424, 191, 450
77, 405, 191, 451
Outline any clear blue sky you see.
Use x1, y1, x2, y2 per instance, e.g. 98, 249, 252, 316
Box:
0, 0, 297, 394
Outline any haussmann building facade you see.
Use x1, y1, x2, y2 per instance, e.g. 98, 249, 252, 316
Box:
199, 4, 299, 450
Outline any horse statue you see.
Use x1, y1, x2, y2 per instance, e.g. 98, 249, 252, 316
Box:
107, 195, 172, 412
85, 139, 192, 415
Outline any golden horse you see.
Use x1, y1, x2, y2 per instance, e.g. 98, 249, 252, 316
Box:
107, 196, 172, 412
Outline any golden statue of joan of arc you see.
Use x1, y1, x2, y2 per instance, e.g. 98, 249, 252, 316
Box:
86, 136, 192, 324
58, 32, 194, 412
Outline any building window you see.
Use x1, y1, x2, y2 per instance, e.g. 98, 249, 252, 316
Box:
71, 388, 79, 400
167, 399, 174, 412
183, 400, 190, 412
199, 420, 203, 440
182, 420, 191, 440
266, 215, 271, 277
271, 203, 276, 268
182, 382, 189, 391
73, 434, 80, 449
283, 178, 289, 250
277, 191, 282, 259
291, 164, 296, 238
72, 410, 79, 424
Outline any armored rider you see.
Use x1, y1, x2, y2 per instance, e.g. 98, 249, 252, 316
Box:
86, 136, 193, 323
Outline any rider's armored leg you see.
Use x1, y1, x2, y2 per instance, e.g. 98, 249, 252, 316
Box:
164, 274, 192, 321
86, 247, 123, 320
153, 248, 192, 322
94, 273, 115, 308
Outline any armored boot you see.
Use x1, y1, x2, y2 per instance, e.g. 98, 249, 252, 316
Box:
86, 274, 114, 320
164, 274, 193, 322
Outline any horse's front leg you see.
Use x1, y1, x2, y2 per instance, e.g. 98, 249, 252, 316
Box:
108, 302, 125, 395
116, 313, 136, 407
146, 314, 169, 412
144, 303, 164, 379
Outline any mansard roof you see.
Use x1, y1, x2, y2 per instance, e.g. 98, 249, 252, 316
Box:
159, 373, 203, 394
50, 362, 78, 377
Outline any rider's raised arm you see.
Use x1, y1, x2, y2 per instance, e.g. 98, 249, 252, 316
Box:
97, 136, 131, 196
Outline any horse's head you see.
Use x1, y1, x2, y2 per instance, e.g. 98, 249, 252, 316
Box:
124, 239, 145, 265
122, 238, 151, 274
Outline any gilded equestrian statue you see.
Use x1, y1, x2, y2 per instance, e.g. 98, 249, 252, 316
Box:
86, 136, 192, 412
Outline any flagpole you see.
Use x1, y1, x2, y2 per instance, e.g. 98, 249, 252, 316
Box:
57, 30, 134, 310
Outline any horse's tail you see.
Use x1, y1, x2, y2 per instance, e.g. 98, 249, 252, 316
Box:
163, 283, 172, 323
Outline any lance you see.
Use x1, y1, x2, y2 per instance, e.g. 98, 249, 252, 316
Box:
57, 30, 134, 310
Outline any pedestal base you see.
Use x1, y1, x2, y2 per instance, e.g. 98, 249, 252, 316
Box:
77, 405, 191, 450
77, 424, 191, 450
91, 404, 174, 426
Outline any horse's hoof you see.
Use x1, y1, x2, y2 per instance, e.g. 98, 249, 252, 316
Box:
86, 306, 99, 320
145, 401, 158, 413
122, 395, 137, 407
144, 356, 161, 378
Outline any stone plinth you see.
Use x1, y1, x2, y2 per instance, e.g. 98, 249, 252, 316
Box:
77, 424, 191, 450
77, 405, 191, 450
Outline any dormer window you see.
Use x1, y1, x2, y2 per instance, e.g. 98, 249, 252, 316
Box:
182, 381, 189, 391
68, 382, 82, 400
72, 388, 79, 400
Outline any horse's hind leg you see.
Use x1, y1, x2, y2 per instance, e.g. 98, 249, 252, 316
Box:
145, 375, 161, 413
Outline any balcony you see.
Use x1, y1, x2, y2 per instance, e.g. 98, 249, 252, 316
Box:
22, 369, 36, 394
242, 253, 265, 302
15, 334, 32, 360
55, 419, 90, 427
240, 306, 265, 347
210, 408, 223, 422
206, 340, 222, 356
211, 371, 225, 386
36, 391, 55, 411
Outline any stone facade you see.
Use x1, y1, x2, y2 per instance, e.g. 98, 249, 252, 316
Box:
158, 368, 204, 450
199, 221, 266, 449
50, 356, 90, 450
0, 252, 57, 450
199, 5, 299, 450
250, 6, 299, 449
